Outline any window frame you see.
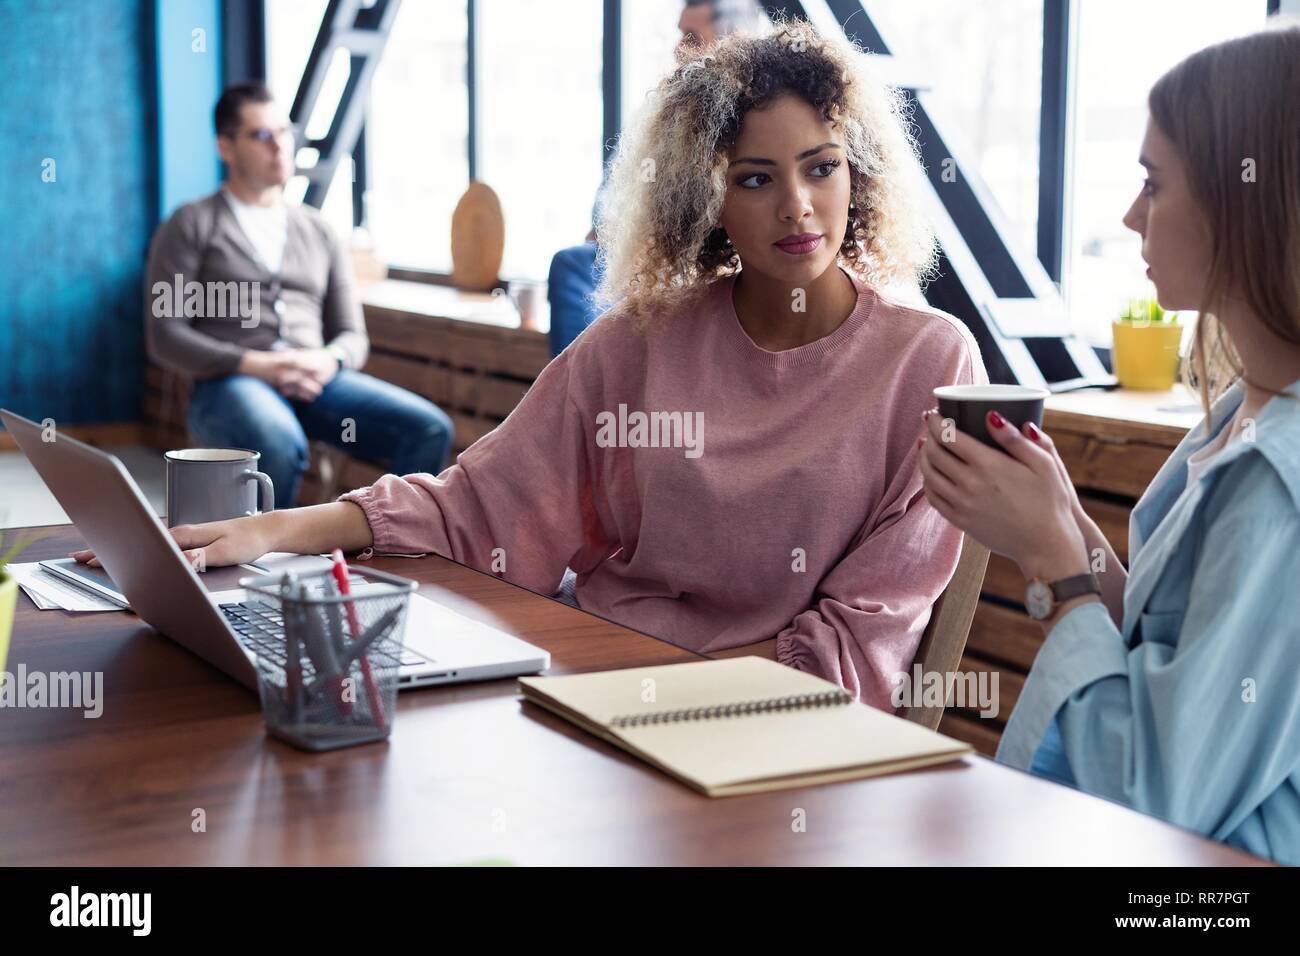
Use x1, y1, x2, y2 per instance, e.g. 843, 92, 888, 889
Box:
246, 0, 1284, 292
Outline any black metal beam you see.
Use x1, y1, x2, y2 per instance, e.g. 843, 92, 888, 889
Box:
289, 0, 401, 208
815, 1, 1110, 388
289, 0, 344, 129
758, 1, 810, 26
908, 101, 1033, 300
467, 0, 480, 181
352, 122, 367, 228
823, 0, 889, 52
602, 0, 621, 168
1037, 0, 1071, 285
221, 0, 266, 84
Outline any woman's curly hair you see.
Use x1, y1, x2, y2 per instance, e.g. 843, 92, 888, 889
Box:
594, 19, 937, 322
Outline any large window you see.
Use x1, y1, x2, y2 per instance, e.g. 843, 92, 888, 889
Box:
621, 0, 692, 125
366, 1, 469, 272
265, 0, 1042, 285
264, 0, 354, 240
1066, 0, 1272, 345
477, 0, 603, 280
262, 0, 1279, 350
266, 0, 469, 272
840, 0, 1044, 261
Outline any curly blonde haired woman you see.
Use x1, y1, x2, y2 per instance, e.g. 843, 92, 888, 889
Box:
81, 23, 985, 707
918, 22, 1300, 862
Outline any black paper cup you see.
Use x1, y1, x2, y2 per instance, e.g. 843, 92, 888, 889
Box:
933, 384, 1050, 448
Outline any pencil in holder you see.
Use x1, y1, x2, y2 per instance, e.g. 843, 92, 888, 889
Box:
240, 565, 416, 751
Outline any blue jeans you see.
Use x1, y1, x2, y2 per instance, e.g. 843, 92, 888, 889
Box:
187, 369, 454, 508
1028, 716, 1077, 788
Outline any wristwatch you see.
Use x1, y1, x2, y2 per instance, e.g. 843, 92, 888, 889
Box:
324, 343, 349, 370
1025, 572, 1102, 620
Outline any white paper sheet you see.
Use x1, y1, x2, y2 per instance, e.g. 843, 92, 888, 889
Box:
8, 563, 122, 612
238, 552, 336, 576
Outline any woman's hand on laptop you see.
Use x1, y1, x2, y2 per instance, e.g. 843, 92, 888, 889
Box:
70, 515, 274, 570
168, 517, 278, 569
70, 502, 374, 570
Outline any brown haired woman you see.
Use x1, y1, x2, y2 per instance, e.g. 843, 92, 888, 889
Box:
918, 21, 1300, 863
79, 23, 984, 708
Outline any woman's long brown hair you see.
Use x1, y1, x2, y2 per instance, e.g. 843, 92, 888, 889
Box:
1148, 20, 1300, 414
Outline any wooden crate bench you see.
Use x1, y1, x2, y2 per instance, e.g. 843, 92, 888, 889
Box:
359, 279, 550, 464
141, 278, 551, 506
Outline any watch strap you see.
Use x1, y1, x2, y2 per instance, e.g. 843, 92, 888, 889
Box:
1050, 572, 1102, 603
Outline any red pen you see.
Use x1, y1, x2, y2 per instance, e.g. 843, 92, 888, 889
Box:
331, 549, 386, 731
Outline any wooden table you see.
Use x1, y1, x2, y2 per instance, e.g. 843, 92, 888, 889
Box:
0, 525, 1262, 866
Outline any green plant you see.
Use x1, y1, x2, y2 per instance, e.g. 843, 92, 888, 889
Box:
0, 530, 38, 575
1118, 297, 1175, 324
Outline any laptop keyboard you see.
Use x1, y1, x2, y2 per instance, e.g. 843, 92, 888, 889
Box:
219, 602, 426, 669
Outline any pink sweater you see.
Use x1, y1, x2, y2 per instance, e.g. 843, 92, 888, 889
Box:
341, 268, 986, 708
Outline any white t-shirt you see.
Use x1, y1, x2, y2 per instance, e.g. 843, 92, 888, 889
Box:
1186, 405, 1245, 487
223, 189, 288, 274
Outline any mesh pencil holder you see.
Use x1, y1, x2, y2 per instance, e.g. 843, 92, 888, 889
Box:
240, 566, 416, 752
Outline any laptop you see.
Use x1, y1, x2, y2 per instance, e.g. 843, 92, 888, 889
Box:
1, 408, 550, 690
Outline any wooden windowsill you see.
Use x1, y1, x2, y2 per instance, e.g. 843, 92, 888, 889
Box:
361, 277, 550, 337
1045, 383, 1205, 445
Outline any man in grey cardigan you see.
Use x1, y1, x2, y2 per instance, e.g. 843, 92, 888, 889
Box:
146, 83, 453, 508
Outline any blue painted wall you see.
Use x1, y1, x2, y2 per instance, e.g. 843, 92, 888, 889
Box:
158, 0, 223, 219
0, 0, 222, 427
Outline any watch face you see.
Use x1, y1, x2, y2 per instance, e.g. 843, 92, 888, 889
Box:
1026, 580, 1054, 620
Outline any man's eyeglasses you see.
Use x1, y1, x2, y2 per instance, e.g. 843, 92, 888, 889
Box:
242, 126, 295, 144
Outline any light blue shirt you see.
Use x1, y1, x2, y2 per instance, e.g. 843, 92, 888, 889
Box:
997, 376, 1300, 864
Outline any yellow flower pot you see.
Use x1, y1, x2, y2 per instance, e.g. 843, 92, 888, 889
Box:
0, 570, 15, 675
1112, 321, 1183, 390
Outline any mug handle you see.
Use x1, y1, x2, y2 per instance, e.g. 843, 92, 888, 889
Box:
242, 470, 275, 515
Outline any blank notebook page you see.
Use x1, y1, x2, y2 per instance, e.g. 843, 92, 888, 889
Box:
520, 657, 971, 796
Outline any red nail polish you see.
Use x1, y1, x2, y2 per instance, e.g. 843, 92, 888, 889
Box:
917, 437, 924, 449
988, 410, 1006, 429
1025, 421, 1042, 440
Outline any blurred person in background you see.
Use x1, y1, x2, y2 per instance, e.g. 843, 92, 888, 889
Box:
146, 83, 454, 507
549, 0, 770, 357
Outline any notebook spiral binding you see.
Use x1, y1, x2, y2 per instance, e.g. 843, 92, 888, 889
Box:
608, 688, 853, 728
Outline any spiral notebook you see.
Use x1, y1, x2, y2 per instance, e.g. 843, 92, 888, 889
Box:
518, 657, 972, 797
